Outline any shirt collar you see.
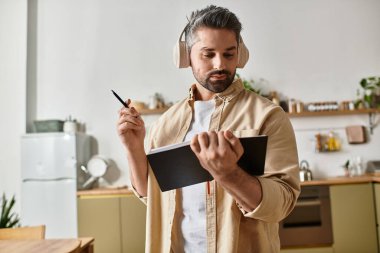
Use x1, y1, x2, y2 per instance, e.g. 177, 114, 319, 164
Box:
187, 78, 244, 103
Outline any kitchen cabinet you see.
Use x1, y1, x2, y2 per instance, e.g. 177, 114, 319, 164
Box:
373, 183, 380, 251
77, 194, 146, 253
120, 196, 146, 253
330, 183, 378, 253
77, 197, 122, 253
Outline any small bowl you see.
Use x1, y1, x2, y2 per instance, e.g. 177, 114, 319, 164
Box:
33, 120, 64, 133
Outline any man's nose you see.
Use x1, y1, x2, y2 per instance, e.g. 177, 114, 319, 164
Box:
212, 54, 226, 70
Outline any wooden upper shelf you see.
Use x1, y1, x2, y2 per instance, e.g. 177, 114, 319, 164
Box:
139, 107, 380, 117
139, 107, 170, 115
288, 108, 380, 118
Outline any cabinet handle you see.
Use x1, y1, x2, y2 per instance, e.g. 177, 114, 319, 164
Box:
295, 199, 321, 207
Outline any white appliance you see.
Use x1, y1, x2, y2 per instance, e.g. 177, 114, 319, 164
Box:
21, 133, 92, 238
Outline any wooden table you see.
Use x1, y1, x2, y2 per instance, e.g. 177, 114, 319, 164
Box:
0, 237, 94, 253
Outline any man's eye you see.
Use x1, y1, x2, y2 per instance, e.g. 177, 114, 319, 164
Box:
203, 54, 214, 58
224, 53, 234, 58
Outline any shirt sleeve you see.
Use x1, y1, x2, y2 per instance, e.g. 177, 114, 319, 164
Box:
238, 107, 300, 222
130, 121, 159, 206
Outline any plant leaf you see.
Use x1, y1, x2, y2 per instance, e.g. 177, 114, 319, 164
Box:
7, 213, 20, 228
0, 194, 20, 228
2, 196, 16, 225
360, 79, 367, 88
0, 194, 8, 227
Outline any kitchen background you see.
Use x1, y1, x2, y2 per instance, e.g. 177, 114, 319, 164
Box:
1, 0, 380, 214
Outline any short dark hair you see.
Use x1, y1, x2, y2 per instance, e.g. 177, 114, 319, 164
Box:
184, 5, 242, 50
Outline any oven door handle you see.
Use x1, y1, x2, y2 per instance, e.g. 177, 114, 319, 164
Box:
295, 199, 321, 207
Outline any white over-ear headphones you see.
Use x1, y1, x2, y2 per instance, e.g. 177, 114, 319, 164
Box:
173, 27, 249, 69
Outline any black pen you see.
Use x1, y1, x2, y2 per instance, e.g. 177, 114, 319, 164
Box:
111, 90, 129, 108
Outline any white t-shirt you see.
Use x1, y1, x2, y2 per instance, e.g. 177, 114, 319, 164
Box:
181, 99, 215, 253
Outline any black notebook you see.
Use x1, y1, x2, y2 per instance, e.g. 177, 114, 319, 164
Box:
147, 135, 268, 192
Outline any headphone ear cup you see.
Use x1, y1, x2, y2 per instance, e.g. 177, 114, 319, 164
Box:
173, 41, 190, 68
237, 41, 249, 68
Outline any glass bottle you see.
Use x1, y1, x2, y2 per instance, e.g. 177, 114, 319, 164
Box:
327, 131, 336, 151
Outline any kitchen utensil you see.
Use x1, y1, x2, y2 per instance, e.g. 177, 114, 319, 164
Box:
345, 125, 367, 144
299, 160, 313, 182
81, 156, 109, 189
367, 160, 380, 172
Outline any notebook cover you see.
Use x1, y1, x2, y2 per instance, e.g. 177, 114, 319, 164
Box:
147, 135, 268, 192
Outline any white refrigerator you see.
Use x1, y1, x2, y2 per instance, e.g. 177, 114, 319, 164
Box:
21, 133, 92, 238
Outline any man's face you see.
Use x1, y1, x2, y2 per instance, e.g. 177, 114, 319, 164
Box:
189, 27, 238, 94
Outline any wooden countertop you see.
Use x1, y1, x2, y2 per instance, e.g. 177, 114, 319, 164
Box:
77, 186, 133, 198
301, 173, 380, 186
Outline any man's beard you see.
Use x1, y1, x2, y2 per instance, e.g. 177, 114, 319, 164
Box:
193, 69, 236, 93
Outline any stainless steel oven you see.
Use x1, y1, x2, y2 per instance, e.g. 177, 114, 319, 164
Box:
279, 185, 333, 247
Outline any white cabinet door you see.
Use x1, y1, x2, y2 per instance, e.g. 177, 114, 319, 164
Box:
21, 179, 78, 238
21, 133, 77, 180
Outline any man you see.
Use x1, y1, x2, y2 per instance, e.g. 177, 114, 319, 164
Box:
117, 5, 300, 253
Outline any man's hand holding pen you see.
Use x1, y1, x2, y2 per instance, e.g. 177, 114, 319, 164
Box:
112, 90, 145, 151
117, 99, 146, 152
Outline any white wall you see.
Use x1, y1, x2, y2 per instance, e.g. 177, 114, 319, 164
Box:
0, 0, 27, 210
1, 0, 380, 192
293, 115, 380, 178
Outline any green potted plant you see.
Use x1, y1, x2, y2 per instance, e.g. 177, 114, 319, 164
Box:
236, 73, 262, 94
358, 76, 380, 108
0, 193, 20, 228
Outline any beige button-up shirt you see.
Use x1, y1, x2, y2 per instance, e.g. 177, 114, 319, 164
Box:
133, 79, 300, 253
